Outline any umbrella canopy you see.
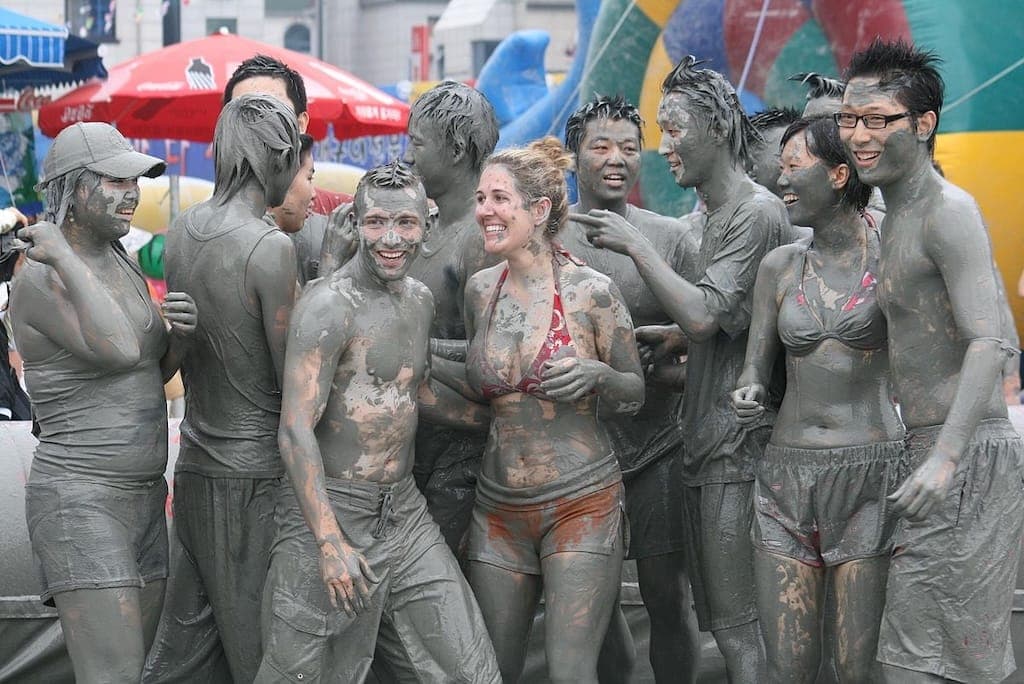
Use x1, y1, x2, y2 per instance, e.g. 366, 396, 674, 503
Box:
0, 8, 67, 69
38, 31, 408, 141
1, 35, 107, 92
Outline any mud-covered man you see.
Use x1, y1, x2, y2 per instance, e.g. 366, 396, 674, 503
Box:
838, 39, 1024, 684
558, 95, 702, 683
575, 56, 790, 682
254, 161, 498, 682
402, 82, 500, 552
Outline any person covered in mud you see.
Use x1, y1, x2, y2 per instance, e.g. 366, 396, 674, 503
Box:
574, 56, 789, 682
732, 115, 904, 683
269, 133, 316, 237
748, 107, 810, 244
433, 137, 644, 683
145, 95, 300, 683
254, 161, 499, 683
401, 81, 501, 553
9, 122, 196, 683
557, 95, 702, 683
790, 72, 847, 119
838, 38, 1024, 684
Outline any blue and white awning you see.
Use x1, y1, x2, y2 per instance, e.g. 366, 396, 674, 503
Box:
0, 8, 68, 69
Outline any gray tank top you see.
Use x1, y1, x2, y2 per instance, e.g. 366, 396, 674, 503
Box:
165, 208, 283, 477
24, 249, 168, 481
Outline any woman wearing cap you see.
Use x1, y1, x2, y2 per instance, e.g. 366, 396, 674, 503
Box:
8, 122, 197, 682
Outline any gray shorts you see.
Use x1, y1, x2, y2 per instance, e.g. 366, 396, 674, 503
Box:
753, 440, 903, 567
878, 418, 1024, 683
255, 475, 500, 684
25, 474, 168, 604
624, 452, 687, 559
682, 480, 758, 632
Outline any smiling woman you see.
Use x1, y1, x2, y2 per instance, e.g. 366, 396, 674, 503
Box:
432, 136, 645, 683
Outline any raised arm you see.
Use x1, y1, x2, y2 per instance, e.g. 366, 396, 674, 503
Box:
732, 248, 788, 423
11, 223, 140, 368
540, 275, 645, 414
278, 285, 377, 616
249, 230, 298, 388
891, 199, 1018, 520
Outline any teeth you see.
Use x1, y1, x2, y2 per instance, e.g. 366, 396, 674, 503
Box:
783, 193, 798, 205
485, 225, 505, 234
378, 251, 404, 259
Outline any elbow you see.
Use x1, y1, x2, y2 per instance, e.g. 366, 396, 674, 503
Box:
611, 377, 645, 416
685, 318, 718, 343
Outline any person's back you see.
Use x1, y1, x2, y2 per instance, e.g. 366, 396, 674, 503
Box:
166, 202, 286, 476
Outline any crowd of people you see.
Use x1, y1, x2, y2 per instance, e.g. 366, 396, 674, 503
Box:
1, 35, 1022, 684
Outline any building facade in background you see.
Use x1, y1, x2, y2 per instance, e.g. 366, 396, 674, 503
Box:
5, 0, 576, 88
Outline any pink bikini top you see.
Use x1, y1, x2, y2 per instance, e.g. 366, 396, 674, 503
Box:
470, 248, 583, 400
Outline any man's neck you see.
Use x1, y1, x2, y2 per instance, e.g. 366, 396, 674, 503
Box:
879, 152, 938, 212
346, 255, 405, 295
62, 223, 117, 263
696, 158, 748, 212
576, 193, 629, 217
433, 170, 479, 230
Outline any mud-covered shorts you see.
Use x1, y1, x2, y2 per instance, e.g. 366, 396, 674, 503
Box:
682, 480, 757, 632
25, 473, 168, 605
878, 418, 1024, 683
466, 454, 626, 575
254, 475, 500, 684
623, 453, 687, 560
753, 440, 903, 567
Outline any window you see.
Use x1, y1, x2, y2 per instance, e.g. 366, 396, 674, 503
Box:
266, 0, 315, 13
205, 18, 238, 35
66, 0, 117, 43
471, 40, 500, 77
284, 24, 311, 53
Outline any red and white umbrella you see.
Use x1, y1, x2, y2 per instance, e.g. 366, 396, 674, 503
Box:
38, 31, 408, 141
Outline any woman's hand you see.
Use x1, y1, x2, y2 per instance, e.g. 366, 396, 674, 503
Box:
731, 384, 766, 424
161, 292, 197, 337
539, 357, 607, 402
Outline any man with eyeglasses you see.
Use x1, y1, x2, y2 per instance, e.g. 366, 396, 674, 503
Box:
838, 38, 1024, 684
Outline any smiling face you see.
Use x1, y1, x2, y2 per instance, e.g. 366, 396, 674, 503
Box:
656, 91, 713, 189
475, 164, 547, 257
838, 77, 928, 188
73, 175, 140, 240
749, 124, 787, 198
271, 152, 315, 233
355, 186, 426, 282
575, 117, 641, 208
777, 129, 842, 229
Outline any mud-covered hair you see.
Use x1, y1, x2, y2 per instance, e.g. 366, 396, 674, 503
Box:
298, 133, 314, 161
223, 54, 308, 115
789, 72, 846, 101
38, 168, 99, 227
212, 94, 300, 204
661, 55, 758, 165
749, 107, 801, 135
781, 117, 871, 211
564, 95, 643, 155
844, 38, 944, 152
409, 82, 499, 173
486, 137, 573, 236
353, 160, 425, 216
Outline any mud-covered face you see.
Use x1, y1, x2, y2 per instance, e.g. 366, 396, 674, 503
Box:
777, 130, 841, 228
575, 117, 641, 207
839, 77, 922, 188
475, 164, 548, 257
749, 124, 787, 198
656, 91, 713, 189
272, 153, 315, 234
404, 116, 452, 198
73, 175, 140, 240
356, 186, 425, 282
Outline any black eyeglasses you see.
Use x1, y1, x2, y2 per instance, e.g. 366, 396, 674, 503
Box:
833, 111, 912, 130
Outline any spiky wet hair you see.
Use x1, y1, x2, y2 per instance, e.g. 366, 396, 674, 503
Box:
749, 107, 801, 134
789, 72, 846, 101
564, 95, 643, 155
353, 160, 425, 215
661, 55, 758, 165
409, 81, 499, 173
844, 38, 944, 152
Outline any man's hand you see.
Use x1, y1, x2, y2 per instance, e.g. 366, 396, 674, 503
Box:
319, 202, 357, 276
13, 222, 72, 265
731, 384, 766, 425
570, 210, 649, 256
888, 451, 957, 522
319, 537, 380, 617
539, 357, 606, 402
161, 292, 198, 337
635, 324, 688, 364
